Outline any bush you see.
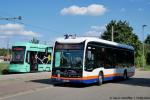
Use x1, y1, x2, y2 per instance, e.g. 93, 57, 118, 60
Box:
1, 69, 9, 75
135, 56, 142, 68
0, 63, 9, 75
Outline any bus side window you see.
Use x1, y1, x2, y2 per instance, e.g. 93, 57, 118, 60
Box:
43, 53, 51, 64
104, 48, 114, 68
47, 53, 51, 64
85, 46, 106, 71
96, 47, 105, 68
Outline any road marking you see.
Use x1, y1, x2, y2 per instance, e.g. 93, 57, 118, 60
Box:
0, 86, 53, 100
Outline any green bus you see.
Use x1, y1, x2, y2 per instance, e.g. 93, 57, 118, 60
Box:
9, 42, 52, 72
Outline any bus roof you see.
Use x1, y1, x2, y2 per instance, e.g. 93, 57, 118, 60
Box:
55, 37, 134, 50
13, 42, 48, 48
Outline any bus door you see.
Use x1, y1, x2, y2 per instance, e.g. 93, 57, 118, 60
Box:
26, 51, 38, 72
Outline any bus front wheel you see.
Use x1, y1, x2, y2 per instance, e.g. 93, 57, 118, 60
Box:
97, 72, 103, 86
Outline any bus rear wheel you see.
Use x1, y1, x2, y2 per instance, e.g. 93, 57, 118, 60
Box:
97, 72, 103, 86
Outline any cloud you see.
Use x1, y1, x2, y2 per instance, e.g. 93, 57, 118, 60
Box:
138, 8, 144, 11
84, 25, 106, 37
85, 30, 102, 37
91, 25, 106, 31
120, 8, 126, 12
60, 4, 107, 16
0, 23, 39, 37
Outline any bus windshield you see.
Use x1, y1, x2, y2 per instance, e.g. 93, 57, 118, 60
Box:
54, 50, 83, 69
54, 43, 84, 69
10, 46, 26, 64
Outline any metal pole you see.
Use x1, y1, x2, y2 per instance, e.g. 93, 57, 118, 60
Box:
111, 26, 114, 42
0, 16, 22, 23
142, 25, 147, 70
7, 38, 9, 55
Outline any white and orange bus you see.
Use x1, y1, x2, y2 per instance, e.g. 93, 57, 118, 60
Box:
51, 36, 135, 85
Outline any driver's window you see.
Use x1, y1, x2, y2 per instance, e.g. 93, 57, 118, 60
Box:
85, 45, 106, 71
85, 46, 95, 71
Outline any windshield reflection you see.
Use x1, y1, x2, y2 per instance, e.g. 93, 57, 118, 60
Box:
54, 50, 83, 69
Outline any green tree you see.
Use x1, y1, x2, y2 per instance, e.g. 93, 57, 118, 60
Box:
145, 34, 150, 44
0, 48, 8, 56
101, 20, 142, 67
144, 35, 150, 64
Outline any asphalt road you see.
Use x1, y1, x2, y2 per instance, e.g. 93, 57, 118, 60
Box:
0, 70, 150, 100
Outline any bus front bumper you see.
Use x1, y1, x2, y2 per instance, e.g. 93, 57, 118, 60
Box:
51, 76, 98, 84
8, 64, 29, 72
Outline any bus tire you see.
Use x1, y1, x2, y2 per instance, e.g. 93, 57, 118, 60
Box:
123, 70, 128, 80
97, 72, 103, 86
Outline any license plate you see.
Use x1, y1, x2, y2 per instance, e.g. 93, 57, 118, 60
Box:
63, 80, 70, 82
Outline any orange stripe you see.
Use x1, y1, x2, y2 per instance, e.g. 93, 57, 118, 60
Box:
50, 72, 134, 80
104, 73, 122, 77
51, 76, 98, 80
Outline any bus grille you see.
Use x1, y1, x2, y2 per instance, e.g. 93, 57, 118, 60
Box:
52, 69, 82, 78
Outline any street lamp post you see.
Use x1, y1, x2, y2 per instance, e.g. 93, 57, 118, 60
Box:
142, 25, 147, 70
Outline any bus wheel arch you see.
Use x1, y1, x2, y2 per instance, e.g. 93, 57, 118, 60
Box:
97, 71, 104, 86
123, 70, 128, 80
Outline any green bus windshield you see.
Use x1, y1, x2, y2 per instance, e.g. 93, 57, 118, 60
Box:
10, 46, 26, 64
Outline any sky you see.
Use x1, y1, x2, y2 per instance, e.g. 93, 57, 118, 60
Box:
0, 0, 149, 48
